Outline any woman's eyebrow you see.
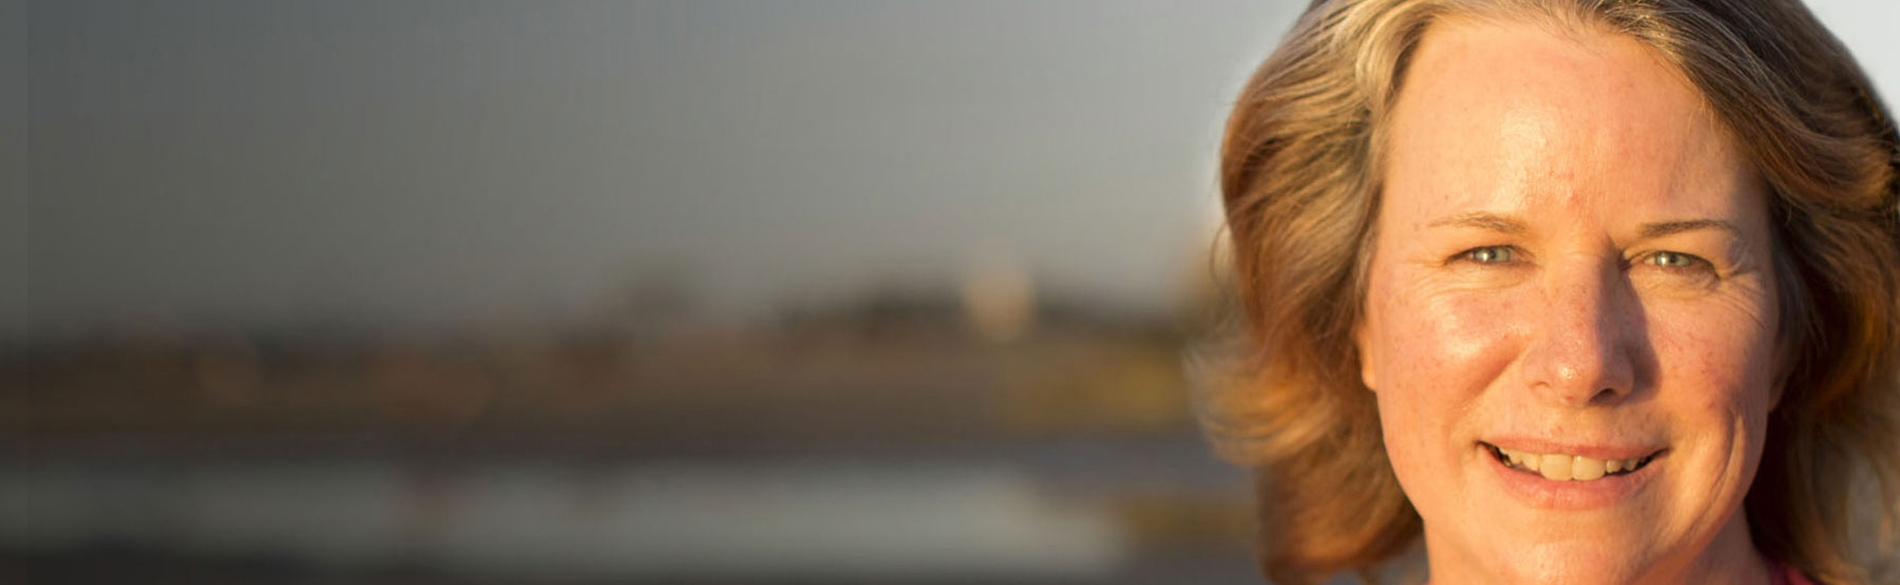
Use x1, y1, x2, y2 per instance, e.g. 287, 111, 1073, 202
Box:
1426, 211, 1528, 234
1639, 219, 1740, 239
1425, 214, 1740, 240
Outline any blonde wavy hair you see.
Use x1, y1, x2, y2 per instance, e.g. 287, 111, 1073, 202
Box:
1203, 1, 1900, 584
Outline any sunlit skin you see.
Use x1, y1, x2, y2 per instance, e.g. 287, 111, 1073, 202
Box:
1358, 16, 1782, 585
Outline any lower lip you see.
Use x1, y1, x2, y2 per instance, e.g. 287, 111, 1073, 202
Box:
1484, 445, 1657, 510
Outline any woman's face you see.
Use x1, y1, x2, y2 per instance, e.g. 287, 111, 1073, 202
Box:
1361, 17, 1781, 585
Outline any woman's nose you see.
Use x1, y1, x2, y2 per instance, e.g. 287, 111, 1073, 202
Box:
1522, 263, 1639, 407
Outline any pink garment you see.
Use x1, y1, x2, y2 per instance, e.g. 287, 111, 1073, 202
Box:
1419, 561, 1817, 584
1772, 561, 1817, 585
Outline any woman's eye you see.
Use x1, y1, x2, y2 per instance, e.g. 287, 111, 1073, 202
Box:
1634, 250, 1721, 289
1458, 246, 1515, 265
1642, 251, 1710, 270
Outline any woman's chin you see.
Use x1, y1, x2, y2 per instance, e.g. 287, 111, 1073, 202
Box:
1432, 454, 1674, 585
1465, 508, 1665, 583
1454, 540, 1653, 585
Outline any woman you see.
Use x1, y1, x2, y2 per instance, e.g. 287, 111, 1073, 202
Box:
1202, 1, 1900, 584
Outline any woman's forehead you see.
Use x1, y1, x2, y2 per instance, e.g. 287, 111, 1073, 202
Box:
1380, 16, 1763, 231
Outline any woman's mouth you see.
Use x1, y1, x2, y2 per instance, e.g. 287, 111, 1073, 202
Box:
1482, 442, 1658, 481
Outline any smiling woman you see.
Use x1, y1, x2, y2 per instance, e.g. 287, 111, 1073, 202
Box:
1201, 1, 1900, 585
1365, 16, 1784, 583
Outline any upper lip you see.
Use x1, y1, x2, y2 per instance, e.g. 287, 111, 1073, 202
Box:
1480, 438, 1663, 461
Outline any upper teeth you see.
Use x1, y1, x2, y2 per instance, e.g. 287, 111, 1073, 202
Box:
1495, 447, 1649, 481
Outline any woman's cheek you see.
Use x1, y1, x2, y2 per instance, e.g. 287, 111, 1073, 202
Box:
1646, 299, 1778, 417
1381, 285, 1528, 398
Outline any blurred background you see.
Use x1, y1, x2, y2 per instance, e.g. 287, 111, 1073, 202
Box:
8, 1, 1898, 584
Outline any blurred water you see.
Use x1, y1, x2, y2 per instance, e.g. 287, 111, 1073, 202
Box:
8, 438, 1257, 584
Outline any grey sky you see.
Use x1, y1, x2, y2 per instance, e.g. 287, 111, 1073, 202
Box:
18, 1, 1900, 338
24, 1, 1296, 336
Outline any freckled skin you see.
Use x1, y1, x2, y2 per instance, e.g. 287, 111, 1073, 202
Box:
1360, 17, 1780, 585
